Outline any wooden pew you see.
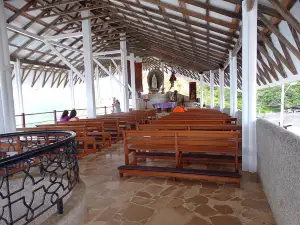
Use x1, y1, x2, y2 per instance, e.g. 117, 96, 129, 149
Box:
137, 124, 242, 131
37, 121, 112, 147
78, 118, 124, 142
151, 118, 237, 125
19, 126, 100, 159
119, 130, 241, 186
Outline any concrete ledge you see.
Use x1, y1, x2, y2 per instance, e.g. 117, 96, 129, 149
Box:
41, 180, 87, 225
257, 119, 300, 225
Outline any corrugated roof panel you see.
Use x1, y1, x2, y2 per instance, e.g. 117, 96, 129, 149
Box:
185, 3, 206, 14
6, 0, 26, 9
10, 36, 31, 47
17, 50, 32, 58
191, 24, 207, 32
9, 45, 18, 53
40, 16, 60, 24
146, 11, 164, 19
169, 18, 187, 26
209, 11, 233, 23
189, 16, 207, 25
140, 1, 160, 10
27, 40, 44, 50
210, 1, 236, 11
27, 53, 43, 60
209, 22, 230, 32
160, 0, 180, 7
129, 5, 145, 13
125, 15, 139, 21
110, 0, 125, 6
165, 8, 183, 17
209, 30, 230, 39
10, 16, 31, 29
4, 7, 14, 18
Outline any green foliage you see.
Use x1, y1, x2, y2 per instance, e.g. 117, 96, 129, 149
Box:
172, 79, 299, 113
257, 81, 300, 110
196, 85, 242, 109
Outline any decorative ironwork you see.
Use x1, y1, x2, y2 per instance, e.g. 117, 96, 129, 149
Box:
0, 131, 79, 225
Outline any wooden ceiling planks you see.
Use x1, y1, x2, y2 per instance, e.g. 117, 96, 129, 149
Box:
3, 0, 299, 88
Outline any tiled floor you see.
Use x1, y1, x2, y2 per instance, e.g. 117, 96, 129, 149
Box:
81, 143, 276, 225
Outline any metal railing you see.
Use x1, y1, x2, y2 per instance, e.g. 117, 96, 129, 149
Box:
15, 106, 112, 128
0, 130, 79, 225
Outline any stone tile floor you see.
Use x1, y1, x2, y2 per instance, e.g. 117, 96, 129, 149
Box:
81, 143, 276, 225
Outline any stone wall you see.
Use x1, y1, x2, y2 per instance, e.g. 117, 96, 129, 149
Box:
257, 119, 300, 225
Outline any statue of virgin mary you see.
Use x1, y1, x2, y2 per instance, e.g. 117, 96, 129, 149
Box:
152, 74, 158, 89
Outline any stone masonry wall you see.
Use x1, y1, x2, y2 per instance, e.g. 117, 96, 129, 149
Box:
257, 119, 300, 225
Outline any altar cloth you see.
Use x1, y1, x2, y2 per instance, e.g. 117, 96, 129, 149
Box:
153, 102, 177, 109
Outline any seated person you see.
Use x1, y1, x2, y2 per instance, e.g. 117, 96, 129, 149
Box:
69, 109, 79, 121
173, 105, 185, 113
60, 110, 69, 122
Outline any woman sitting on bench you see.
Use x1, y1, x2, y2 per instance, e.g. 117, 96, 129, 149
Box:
69, 109, 79, 121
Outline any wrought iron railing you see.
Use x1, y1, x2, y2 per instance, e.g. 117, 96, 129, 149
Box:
0, 131, 79, 225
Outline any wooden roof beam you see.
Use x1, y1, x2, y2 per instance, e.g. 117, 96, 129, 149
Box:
25, 0, 82, 12
268, 0, 300, 33
108, 0, 237, 38
115, 6, 235, 45
181, 0, 241, 19
10, 56, 68, 70
140, 0, 239, 29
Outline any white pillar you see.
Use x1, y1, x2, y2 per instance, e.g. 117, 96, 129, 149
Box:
95, 66, 101, 109
210, 70, 214, 108
200, 75, 204, 108
68, 70, 75, 109
280, 84, 284, 126
82, 10, 96, 118
14, 59, 24, 113
0, 0, 16, 133
120, 33, 129, 112
230, 52, 238, 117
0, 90, 4, 134
109, 64, 113, 101
161, 61, 165, 93
130, 53, 137, 110
242, 0, 258, 172
219, 68, 225, 112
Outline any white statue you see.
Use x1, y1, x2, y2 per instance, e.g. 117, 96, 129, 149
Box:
152, 74, 158, 89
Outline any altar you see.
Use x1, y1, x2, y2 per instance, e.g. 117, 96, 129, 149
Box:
153, 102, 177, 109
142, 93, 169, 109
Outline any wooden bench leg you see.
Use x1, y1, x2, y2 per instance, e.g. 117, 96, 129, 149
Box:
133, 151, 137, 165
119, 172, 123, 177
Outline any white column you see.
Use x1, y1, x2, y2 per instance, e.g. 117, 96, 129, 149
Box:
280, 84, 284, 126
120, 33, 129, 112
242, 0, 258, 172
82, 10, 96, 118
130, 53, 137, 110
210, 70, 214, 108
95, 66, 101, 109
219, 68, 225, 112
14, 59, 24, 113
109, 64, 113, 101
68, 70, 75, 109
200, 75, 204, 108
0, 90, 4, 134
230, 51, 238, 117
0, 0, 16, 133
161, 61, 165, 93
